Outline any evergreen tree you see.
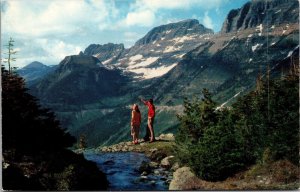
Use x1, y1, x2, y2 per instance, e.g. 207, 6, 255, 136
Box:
3, 37, 17, 73
2, 67, 108, 190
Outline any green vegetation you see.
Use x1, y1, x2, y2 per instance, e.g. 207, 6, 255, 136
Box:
2, 67, 108, 190
175, 64, 299, 181
2, 42, 108, 191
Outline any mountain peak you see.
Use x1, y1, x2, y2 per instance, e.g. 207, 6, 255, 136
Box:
221, 0, 299, 33
135, 19, 213, 46
59, 54, 103, 70
23, 61, 48, 69
83, 43, 125, 63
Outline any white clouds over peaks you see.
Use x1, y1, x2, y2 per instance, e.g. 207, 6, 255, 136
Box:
120, 0, 226, 28
124, 10, 155, 27
202, 12, 214, 29
2, 0, 117, 37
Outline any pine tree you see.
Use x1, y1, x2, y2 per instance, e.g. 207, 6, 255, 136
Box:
3, 37, 18, 73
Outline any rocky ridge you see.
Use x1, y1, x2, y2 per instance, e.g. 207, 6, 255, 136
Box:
86, 19, 214, 80
221, 0, 298, 33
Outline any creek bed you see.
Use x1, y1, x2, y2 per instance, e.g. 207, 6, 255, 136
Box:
84, 151, 168, 190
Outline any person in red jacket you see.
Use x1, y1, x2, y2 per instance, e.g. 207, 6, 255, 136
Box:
140, 98, 155, 142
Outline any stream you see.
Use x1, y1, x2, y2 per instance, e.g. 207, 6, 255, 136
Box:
84, 151, 169, 190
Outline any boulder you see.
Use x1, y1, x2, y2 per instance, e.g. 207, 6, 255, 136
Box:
171, 162, 180, 171
169, 166, 202, 190
160, 156, 175, 169
149, 161, 159, 168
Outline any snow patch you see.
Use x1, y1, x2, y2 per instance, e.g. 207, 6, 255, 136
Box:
102, 58, 113, 65
129, 54, 143, 65
173, 53, 185, 58
130, 63, 177, 79
249, 58, 253, 62
256, 24, 263, 36
127, 57, 160, 69
252, 44, 262, 52
271, 25, 275, 29
172, 35, 196, 43
248, 34, 253, 38
275, 9, 281, 14
165, 30, 172, 34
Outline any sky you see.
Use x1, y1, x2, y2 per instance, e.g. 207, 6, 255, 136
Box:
1, 0, 249, 68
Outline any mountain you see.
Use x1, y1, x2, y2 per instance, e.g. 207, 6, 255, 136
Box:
83, 43, 125, 66
28, 0, 299, 147
30, 54, 130, 105
17, 61, 56, 84
221, 0, 299, 33
89, 19, 214, 80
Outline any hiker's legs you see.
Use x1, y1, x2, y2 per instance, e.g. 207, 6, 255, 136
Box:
136, 126, 140, 141
144, 124, 150, 141
148, 117, 154, 141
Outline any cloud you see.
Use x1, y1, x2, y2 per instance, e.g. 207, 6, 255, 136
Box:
2, 0, 117, 37
202, 12, 214, 29
124, 10, 155, 27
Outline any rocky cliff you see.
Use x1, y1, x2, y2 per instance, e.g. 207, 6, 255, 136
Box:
221, 0, 299, 33
83, 43, 125, 65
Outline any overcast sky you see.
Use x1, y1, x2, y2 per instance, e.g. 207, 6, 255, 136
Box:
1, 0, 249, 68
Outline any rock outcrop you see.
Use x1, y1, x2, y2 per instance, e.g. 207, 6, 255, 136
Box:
83, 43, 125, 65
221, 0, 299, 33
169, 167, 203, 190
135, 19, 213, 46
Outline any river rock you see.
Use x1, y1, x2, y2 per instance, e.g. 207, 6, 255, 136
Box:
169, 166, 200, 190
149, 161, 159, 168
139, 175, 148, 182
149, 148, 158, 153
154, 170, 160, 175
139, 161, 151, 173
141, 171, 149, 176
171, 162, 180, 171
160, 156, 175, 169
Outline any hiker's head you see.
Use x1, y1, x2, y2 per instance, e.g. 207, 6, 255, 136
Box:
149, 99, 153, 104
132, 104, 139, 110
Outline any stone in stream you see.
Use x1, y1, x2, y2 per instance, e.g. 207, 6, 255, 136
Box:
149, 161, 159, 168
160, 155, 175, 169
139, 176, 148, 182
139, 161, 151, 173
141, 171, 148, 176
154, 170, 160, 175
171, 162, 180, 171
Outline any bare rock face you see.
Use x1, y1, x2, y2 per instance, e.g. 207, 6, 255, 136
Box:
221, 0, 299, 33
135, 19, 213, 46
83, 43, 125, 64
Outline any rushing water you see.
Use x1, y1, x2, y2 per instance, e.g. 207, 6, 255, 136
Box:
84, 151, 168, 190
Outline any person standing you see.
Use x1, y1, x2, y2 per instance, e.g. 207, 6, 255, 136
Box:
140, 98, 155, 142
131, 104, 141, 144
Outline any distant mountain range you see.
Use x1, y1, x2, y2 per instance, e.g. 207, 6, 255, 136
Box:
17, 61, 57, 85
19, 0, 299, 147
